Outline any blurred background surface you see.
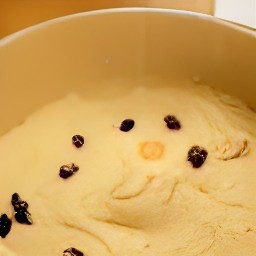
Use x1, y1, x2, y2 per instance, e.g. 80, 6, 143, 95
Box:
0, 0, 214, 39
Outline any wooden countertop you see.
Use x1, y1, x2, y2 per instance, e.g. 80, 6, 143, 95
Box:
0, 0, 214, 39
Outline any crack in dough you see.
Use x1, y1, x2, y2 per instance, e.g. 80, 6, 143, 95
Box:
111, 175, 155, 200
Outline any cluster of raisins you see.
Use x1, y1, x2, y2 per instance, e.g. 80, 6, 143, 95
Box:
59, 137, 85, 254
118, 117, 207, 168
0, 193, 32, 239
59, 135, 85, 179
11, 193, 33, 225
0, 115, 208, 256
118, 115, 181, 132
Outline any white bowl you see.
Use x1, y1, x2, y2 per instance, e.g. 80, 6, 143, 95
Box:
0, 8, 255, 135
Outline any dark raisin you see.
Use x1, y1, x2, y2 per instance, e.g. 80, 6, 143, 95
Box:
11, 193, 20, 206
59, 163, 79, 179
14, 209, 33, 225
11, 193, 33, 225
164, 115, 181, 130
187, 146, 208, 168
0, 214, 12, 238
120, 119, 135, 132
63, 247, 84, 256
72, 135, 84, 148
12, 193, 28, 210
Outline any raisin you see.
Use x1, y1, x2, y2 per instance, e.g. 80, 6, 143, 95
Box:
188, 146, 208, 168
14, 209, 33, 225
59, 163, 79, 179
164, 115, 181, 130
12, 193, 28, 210
72, 135, 84, 148
63, 247, 84, 256
11, 193, 20, 206
120, 119, 135, 132
0, 214, 12, 238
11, 193, 33, 225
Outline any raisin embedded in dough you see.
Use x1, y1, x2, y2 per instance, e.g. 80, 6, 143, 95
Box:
187, 146, 208, 168
164, 115, 181, 130
0, 214, 12, 238
72, 135, 85, 148
63, 247, 84, 256
59, 163, 79, 179
119, 119, 135, 132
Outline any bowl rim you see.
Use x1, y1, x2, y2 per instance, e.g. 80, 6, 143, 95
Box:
0, 7, 255, 47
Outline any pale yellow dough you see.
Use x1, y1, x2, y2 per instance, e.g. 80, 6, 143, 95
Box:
0, 79, 256, 255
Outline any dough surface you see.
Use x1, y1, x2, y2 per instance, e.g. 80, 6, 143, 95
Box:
0, 78, 256, 255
